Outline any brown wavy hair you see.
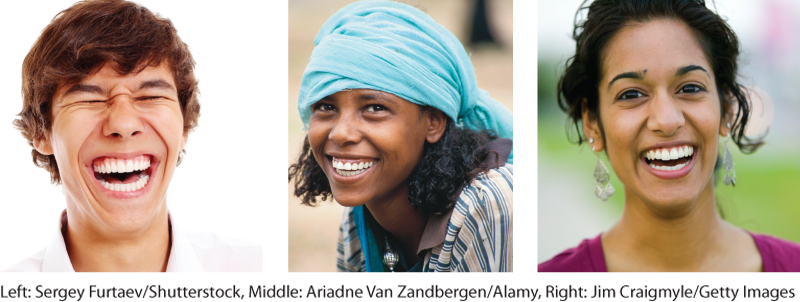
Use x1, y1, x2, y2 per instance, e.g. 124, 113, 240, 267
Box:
14, 0, 200, 184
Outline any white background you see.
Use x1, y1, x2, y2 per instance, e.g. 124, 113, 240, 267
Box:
0, 0, 275, 271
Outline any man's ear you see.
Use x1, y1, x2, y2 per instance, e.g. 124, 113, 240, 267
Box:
34, 136, 54, 155
175, 130, 190, 167
425, 108, 447, 144
581, 98, 604, 152
181, 130, 189, 150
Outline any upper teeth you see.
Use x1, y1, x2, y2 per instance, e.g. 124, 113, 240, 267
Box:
94, 156, 151, 173
643, 146, 693, 161
333, 160, 375, 171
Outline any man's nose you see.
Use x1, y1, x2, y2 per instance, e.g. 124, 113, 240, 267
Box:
103, 97, 144, 139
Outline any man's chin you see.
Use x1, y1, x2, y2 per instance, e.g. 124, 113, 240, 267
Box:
81, 183, 169, 229
87, 199, 168, 233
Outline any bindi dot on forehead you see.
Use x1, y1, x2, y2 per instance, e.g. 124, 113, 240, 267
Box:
643, 69, 647, 73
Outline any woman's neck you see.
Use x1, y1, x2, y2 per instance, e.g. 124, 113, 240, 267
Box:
64, 206, 171, 272
603, 181, 761, 272
366, 185, 427, 264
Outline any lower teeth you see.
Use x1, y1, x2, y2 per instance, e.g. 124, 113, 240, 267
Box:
99, 174, 149, 192
336, 168, 367, 177
649, 162, 688, 171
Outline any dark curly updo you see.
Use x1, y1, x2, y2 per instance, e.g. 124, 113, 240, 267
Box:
289, 116, 499, 216
557, 0, 763, 153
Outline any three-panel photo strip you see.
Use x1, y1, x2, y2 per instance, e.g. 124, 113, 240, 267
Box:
0, 0, 798, 299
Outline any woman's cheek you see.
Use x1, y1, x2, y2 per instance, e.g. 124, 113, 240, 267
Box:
306, 124, 329, 165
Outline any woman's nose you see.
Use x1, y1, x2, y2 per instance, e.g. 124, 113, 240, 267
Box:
328, 115, 361, 146
647, 92, 685, 136
103, 97, 144, 139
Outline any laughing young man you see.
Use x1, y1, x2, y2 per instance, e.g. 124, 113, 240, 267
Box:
5, 0, 261, 272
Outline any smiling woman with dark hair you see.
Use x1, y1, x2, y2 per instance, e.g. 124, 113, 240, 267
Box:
539, 0, 800, 272
289, 0, 513, 272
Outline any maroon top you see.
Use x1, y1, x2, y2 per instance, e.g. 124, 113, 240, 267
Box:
539, 233, 800, 272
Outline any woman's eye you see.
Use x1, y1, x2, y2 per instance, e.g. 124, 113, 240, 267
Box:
313, 103, 335, 111
365, 104, 386, 112
618, 90, 644, 100
139, 96, 162, 100
679, 84, 705, 94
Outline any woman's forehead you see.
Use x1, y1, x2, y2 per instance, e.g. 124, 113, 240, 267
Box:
601, 19, 712, 83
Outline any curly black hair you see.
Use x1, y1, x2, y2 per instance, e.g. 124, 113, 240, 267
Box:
557, 0, 763, 153
288, 118, 499, 216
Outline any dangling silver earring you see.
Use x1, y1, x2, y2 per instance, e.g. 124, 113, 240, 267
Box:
590, 139, 614, 202
722, 126, 736, 186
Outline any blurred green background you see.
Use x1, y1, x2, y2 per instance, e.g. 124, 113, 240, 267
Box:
539, 0, 800, 263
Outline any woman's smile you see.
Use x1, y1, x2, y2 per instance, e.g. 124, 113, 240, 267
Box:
308, 89, 431, 207
589, 18, 725, 208
639, 144, 697, 179
328, 156, 378, 179
542, 0, 779, 273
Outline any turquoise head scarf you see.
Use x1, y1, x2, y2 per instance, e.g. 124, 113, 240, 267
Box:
298, 0, 512, 162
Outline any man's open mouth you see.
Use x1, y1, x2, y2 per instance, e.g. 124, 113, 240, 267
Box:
642, 145, 694, 171
92, 155, 152, 192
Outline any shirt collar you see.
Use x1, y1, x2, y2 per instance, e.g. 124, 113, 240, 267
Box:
415, 206, 454, 256
42, 210, 204, 272
41, 211, 74, 272
164, 214, 205, 272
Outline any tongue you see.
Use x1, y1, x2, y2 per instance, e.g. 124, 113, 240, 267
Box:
101, 172, 142, 184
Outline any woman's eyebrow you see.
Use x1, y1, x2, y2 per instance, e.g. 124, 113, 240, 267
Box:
675, 65, 709, 78
607, 71, 644, 90
358, 92, 398, 104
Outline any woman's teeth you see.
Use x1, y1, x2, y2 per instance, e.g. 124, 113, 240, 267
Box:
643, 145, 693, 161
650, 162, 689, 171
99, 175, 149, 192
642, 145, 693, 171
333, 160, 375, 177
94, 156, 151, 173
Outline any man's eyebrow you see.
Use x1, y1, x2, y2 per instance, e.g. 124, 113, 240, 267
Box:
607, 71, 644, 90
137, 79, 175, 91
675, 65, 710, 78
64, 84, 105, 96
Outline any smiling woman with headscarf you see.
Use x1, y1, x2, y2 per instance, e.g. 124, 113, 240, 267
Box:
289, 0, 513, 272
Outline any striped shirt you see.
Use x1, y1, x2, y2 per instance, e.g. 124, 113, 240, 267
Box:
337, 164, 513, 272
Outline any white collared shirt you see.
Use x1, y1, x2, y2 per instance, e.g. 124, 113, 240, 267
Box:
3, 211, 262, 272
